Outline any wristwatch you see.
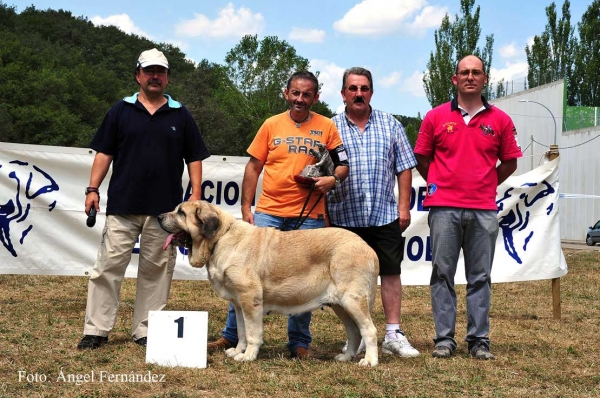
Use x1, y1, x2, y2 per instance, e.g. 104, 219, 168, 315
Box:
85, 187, 100, 195
333, 174, 341, 188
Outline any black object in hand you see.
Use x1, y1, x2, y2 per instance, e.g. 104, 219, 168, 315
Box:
87, 207, 97, 228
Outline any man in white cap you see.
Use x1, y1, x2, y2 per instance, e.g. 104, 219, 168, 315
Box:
77, 48, 210, 349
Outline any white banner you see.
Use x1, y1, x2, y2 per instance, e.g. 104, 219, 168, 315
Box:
0, 142, 567, 284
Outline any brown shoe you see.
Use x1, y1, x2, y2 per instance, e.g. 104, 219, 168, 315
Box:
291, 346, 311, 359
207, 337, 234, 352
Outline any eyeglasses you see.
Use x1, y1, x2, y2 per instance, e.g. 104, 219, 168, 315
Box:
347, 85, 371, 93
457, 69, 484, 78
141, 67, 168, 76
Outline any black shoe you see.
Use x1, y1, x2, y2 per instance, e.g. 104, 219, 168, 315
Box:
432, 345, 453, 358
134, 337, 147, 347
469, 341, 496, 360
77, 335, 108, 350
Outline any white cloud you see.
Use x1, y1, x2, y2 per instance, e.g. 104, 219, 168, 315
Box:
333, 0, 445, 36
526, 35, 535, 48
494, 39, 530, 85
499, 43, 520, 60
289, 27, 326, 43
411, 5, 447, 30
91, 14, 151, 38
175, 3, 264, 39
489, 61, 528, 84
308, 59, 345, 108
380, 71, 402, 88
167, 40, 189, 52
487, 39, 529, 91
399, 70, 426, 98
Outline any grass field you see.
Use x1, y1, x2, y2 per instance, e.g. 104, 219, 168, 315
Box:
0, 249, 598, 397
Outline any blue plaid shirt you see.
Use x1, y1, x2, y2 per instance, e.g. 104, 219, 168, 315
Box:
328, 108, 417, 227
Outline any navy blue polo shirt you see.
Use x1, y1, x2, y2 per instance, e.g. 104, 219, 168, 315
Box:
90, 93, 210, 216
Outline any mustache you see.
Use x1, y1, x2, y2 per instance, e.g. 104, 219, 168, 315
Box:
149, 79, 162, 85
353, 96, 365, 103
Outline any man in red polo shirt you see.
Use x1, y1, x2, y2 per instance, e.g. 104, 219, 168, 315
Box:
414, 55, 522, 360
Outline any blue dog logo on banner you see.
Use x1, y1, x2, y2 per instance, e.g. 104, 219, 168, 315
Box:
0, 160, 59, 257
496, 180, 555, 264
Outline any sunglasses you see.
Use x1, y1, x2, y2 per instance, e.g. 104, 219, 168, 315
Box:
141, 67, 168, 76
346, 85, 371, 93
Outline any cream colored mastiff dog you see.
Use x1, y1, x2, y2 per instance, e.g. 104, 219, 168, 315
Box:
158, 200, 380, 366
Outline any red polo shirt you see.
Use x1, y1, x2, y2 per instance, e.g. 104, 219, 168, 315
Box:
414, 98, 522, 210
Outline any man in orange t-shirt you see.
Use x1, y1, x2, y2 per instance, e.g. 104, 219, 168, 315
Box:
208, 71, 349, 359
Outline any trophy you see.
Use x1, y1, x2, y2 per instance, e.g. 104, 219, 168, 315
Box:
294, 142, 335, 186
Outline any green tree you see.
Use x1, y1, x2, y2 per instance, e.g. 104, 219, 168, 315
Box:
525, 33, 553, 88
0, 3, 195, 147
423, 15, 454, 108
224, 35, 311, 137
571, 0, 600, 106
394, 114, 422, 148
310, 100, 335, 118
178, 61, 249, 156
0, 4, 332, 153
423, 0, 494, 107
494, 78, 507, 99
525, 0, 576, 96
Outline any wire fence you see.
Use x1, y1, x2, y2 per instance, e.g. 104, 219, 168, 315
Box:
489, 76, 529, 98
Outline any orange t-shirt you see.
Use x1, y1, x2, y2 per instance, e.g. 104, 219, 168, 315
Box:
248, 111, 343, 218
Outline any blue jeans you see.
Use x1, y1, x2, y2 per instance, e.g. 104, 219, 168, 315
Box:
221, 212, 325, 353
428, 207, 498, 351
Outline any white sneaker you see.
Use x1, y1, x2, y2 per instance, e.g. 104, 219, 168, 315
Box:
382, 330, 419, 357
341, 338, 366, 354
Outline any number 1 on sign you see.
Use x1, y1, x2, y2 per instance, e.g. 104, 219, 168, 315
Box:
174, 316, 184, 338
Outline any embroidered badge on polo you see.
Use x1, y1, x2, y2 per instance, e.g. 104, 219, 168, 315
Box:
442, 122, 457, 134
171, 126, 176, 131
427, 183, 437, 196
479, 123, 495, 136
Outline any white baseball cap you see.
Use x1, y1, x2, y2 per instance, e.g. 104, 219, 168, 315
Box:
137, 48, 169, 69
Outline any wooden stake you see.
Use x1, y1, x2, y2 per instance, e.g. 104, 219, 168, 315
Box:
548, 144, 561, 320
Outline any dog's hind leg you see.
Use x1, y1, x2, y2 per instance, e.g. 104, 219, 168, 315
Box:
346, 301, 378, 367
331, 304, 361, 362
356, 319, 378, 366
336, 295, 378, 367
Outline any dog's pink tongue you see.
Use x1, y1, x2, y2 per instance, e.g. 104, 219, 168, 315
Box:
163, 233, 175, 250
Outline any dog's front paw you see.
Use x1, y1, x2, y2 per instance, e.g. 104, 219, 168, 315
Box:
233, 346, 259, 361
233, 352, 257, 361
358, 356, 378, 367
225, 347, 242, 358
334, 353, 353, 362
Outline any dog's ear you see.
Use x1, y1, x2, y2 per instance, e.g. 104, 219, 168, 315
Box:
188, 241, 201, 268
197, 205, 221, 239
187, 203, 221, 268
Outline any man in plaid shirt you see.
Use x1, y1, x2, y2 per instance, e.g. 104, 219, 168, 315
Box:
328, 67, 419, 358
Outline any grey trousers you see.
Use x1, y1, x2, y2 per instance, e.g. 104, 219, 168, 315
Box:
428, 207, 498, 350
83, 215, 176, 340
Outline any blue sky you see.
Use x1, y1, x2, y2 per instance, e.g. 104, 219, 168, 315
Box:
8, 0, 589, 117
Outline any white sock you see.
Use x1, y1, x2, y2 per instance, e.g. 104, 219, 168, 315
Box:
385, 324, 400, 340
